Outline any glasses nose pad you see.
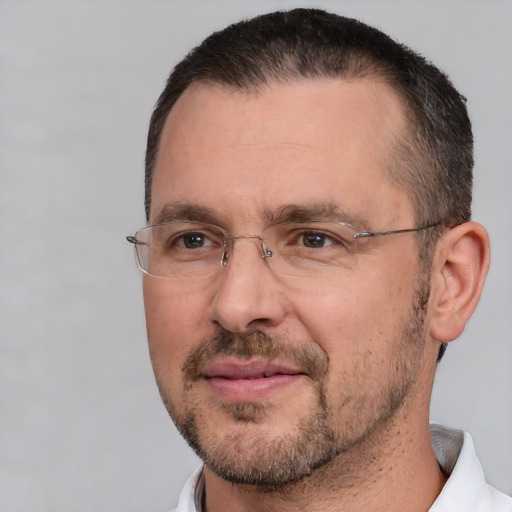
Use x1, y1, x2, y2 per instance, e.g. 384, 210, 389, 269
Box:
255, 237, 273, 260
261, 242, 273, 259
221, 236, 272, 267
221, 240, 230, 267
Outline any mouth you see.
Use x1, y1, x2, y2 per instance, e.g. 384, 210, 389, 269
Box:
200, 358, 307, 401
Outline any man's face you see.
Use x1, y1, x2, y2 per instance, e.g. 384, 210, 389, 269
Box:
144, 79, 432, 488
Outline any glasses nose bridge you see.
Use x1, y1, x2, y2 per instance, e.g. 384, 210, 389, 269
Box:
222, 234, 271, 267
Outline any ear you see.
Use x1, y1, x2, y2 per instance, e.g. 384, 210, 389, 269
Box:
428, 222, 490, 342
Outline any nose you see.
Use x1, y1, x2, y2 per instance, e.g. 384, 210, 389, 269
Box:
207, 237, 287, 333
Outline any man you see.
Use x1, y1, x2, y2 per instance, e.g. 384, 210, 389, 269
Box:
128, 8, 511, 512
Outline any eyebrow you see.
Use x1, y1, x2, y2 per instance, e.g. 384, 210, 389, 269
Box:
263, 203, 369, 229
152, 203, 220, 225
152, 202, 369, 230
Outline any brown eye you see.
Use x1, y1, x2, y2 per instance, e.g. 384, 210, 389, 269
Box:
301, 232, 330, 248
179, 232, 210, 249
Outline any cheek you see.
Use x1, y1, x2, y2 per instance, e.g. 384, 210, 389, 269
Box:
289, 264, 417, 359
143, 279, 213, 370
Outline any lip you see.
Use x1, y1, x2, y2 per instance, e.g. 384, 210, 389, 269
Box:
201, 358, 307, 401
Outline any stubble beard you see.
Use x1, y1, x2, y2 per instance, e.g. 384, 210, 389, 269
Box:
153, 278, 430, 491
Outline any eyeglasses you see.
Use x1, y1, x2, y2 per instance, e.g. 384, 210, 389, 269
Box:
126, 220, 441, 280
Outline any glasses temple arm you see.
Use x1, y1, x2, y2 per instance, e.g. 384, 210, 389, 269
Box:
353, 221, 443, 240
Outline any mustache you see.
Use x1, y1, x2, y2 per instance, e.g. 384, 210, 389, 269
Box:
182, 330, 329, 383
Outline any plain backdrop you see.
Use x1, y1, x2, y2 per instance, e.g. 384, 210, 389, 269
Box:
0, 1, 511, 511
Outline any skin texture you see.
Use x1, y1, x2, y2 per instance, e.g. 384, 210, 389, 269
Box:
143, 79, 490, 511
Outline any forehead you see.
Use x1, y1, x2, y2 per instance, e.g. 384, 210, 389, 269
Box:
151, 79, 411, 227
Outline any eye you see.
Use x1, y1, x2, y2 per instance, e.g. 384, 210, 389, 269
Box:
174, 231, 218, 249
276, 223, 355, 253
299, 231, 336, 248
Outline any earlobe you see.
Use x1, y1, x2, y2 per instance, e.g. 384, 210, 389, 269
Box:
428, 222, 490, 343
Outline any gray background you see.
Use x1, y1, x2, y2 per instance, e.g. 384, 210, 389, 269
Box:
0, 1, 511, 511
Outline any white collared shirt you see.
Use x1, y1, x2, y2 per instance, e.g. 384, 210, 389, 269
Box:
171, 424, 512, 512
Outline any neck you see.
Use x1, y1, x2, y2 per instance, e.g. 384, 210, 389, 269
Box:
203, 414, 446, 512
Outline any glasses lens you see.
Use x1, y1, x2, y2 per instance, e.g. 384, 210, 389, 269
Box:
133, 223, 225, 278
263, 222, 358, 277
131, 221, 358, 279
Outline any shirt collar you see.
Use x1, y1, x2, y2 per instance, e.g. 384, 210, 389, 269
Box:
428, 423, 508, 511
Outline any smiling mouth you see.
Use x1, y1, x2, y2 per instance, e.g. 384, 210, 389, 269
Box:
221, 371, 303, 379
201, 358, 307, 400
202, 359, 305, 379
